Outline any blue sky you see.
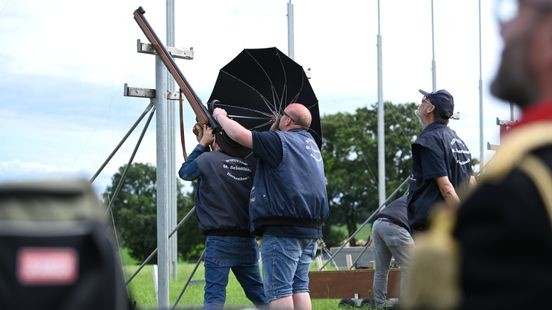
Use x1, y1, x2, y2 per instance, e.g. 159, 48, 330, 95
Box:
0, 0, 512, 194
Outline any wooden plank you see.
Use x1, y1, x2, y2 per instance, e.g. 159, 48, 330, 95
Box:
308, 269, 401, 299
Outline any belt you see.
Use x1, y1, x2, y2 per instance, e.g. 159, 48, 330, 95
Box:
376, 217, 412, 234
378, 217, 394, 223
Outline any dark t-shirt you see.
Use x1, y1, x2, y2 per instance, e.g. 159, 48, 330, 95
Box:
408, 122, 473, 231
375, 196, 411, 233
252, 130, 282, 168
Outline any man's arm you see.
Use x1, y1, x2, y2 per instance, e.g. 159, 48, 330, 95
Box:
213, 108, 253, 148
435, 176, 460, 206
178, 125, 213, 181
178, 144, 205, 180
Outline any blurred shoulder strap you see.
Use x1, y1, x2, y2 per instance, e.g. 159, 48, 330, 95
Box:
518, 155, 552, 224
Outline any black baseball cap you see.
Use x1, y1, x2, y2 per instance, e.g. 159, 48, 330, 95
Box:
419, 89, 454, 119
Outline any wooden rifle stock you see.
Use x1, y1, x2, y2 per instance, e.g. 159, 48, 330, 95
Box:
133, 7, 216, 128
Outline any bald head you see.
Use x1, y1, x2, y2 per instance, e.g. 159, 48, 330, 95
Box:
284, 103, 312, 128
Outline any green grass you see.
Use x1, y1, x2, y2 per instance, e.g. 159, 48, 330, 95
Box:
333, 224, 372, 244
126, 263, 256, 308
353, 224, 372, 242
125, 262, 348, 309
119, 247, 139, 266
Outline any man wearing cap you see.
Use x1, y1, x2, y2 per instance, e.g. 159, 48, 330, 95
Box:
407, 89, 475, 233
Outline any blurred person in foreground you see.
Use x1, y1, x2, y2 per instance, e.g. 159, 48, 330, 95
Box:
452, 0, 552, 308
178, 124, 267, 310
213, 103, 329, 310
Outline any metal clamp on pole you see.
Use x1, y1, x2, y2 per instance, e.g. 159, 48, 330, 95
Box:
123, 83, 183, 100
137, 39, 194, 60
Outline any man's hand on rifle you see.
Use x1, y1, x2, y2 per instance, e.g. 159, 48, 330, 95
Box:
193, 123, 203, 143
198, 124, 214, 147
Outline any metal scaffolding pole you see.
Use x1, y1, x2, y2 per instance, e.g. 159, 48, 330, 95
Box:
478, 0, 484, 168
166, 0, 178, 281
377, 0, 386, 207
431, 0, 436, 91
287, 0, 295, 59
155, 53, 170, 308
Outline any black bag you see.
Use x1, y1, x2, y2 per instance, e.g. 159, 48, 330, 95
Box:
0, 179, 133, 310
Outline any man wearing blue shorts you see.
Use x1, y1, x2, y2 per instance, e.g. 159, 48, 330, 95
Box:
213, 103, 329, 309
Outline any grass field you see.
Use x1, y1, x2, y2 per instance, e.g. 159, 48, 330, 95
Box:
125, 263, 350, 309
121, 226, 375, 310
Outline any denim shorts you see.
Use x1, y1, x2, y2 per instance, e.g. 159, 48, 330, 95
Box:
261, 235, 317, 302
203, 236, 266, 308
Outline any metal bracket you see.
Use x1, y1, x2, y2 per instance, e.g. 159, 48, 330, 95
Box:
487, 142, 499, 151
137, 39, 194, 60
496, 117, 516, 126
124, 83, 184, 100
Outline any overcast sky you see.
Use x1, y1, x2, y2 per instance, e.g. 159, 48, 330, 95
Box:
0, 0, 513, 194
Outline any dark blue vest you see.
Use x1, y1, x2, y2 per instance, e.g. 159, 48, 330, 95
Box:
195, 151, 255, 235
250, 130, 329, 232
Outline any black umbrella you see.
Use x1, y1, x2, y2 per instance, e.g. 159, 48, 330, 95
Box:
208, 47, 322, 150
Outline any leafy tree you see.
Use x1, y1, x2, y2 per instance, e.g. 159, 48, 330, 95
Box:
103, 162, 204, 262
321, 102, 422, 245
175, 187, 205, 261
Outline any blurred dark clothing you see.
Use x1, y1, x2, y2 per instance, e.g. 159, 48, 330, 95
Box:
454, 102, 552, 309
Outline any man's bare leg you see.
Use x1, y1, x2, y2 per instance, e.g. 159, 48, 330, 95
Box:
269, 296, 293, 310
292, 292, 311, 310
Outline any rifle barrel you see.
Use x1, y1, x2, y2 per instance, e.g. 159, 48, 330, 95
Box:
133, 7, 213, 126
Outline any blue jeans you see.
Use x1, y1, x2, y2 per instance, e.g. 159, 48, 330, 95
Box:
261, 235, 317, 302
371, 218, 414, 307
203, 236, 267, 309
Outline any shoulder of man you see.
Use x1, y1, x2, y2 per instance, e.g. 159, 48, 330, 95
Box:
415, 125, 441, 145
253, 130, 281, 143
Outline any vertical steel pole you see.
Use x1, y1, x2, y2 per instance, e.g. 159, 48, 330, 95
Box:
166, 0, 178, 281
431, 0, 436, 91
287, 0, 295, 59
478, 0, 484, 168
377, 0, 386, 207
155, 37, 170, 310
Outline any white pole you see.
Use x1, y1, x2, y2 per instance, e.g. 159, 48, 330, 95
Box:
152, 264, 159, 303
287, 0, 295, 59
478, 0, 484, 168
431, 0, 436, 91
377, 0, 386, 207
166, 0, 178, 281
155, 54, 170, 308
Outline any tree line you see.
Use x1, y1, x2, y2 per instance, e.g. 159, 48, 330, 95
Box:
103, 101, 422, 262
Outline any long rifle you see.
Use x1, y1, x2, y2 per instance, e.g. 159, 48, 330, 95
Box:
133, 7, 249, 157
133, 7, 214, 127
